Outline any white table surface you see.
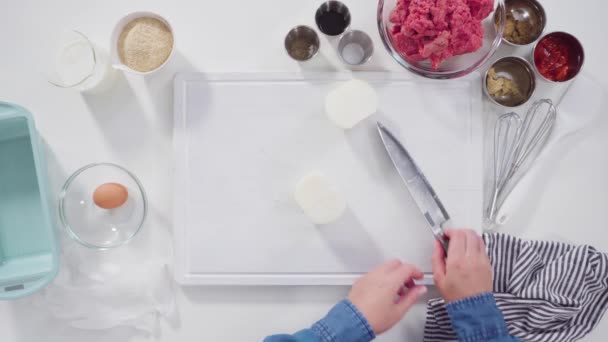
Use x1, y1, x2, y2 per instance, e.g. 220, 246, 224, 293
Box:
1, 0, 608, 341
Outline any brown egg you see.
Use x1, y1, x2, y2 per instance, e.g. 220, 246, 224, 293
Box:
93, 183, 128, 209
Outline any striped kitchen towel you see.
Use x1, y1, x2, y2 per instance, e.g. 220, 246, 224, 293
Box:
424, 233, 608, 342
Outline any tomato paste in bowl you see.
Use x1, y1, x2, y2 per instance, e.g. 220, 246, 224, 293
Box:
533, 31, 584, 82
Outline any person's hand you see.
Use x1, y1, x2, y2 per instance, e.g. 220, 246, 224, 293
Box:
432, 229, 492, 303
348, 260, 427, 335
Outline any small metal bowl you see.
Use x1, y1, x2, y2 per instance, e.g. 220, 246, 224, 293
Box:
338, 30, 374, 65
315, 1, 351, 36
532, 31, 585, 83
284, 26, 320, 62
484, 56, 536, 107
497, 0, 546, 46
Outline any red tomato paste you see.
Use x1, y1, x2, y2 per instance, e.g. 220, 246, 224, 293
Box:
534, 36, 574, 82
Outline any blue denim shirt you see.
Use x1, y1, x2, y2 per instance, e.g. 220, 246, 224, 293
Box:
265, 293, 518, 342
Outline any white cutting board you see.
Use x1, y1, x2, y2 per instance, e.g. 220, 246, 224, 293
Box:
173, 72, 482, 285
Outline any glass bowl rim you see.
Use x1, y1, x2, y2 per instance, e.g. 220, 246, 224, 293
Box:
47, 30, 98, 89
58, 162, 148, 250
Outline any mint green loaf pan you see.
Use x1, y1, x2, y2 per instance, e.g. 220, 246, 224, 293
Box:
0, 102, 59, 299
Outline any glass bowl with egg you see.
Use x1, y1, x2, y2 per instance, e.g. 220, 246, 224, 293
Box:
59, 163, 147, 249
378, 0, 506, 79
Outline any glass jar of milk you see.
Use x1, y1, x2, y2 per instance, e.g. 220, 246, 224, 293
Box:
46, 31, 116, 93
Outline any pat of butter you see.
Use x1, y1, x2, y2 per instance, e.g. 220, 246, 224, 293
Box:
294, 173, 346, 225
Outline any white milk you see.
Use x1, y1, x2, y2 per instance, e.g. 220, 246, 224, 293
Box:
49, 31, 116, 93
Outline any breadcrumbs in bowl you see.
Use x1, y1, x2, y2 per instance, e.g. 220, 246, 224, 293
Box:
111, 12, 174, 74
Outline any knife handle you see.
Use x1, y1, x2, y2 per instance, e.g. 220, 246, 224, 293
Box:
438, 236, 449, 258
437, 222, 452, 257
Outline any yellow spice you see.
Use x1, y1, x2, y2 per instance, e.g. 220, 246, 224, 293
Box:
487, 68, 523, 102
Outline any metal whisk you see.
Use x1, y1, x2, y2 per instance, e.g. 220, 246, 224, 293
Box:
486, 99, 557, 224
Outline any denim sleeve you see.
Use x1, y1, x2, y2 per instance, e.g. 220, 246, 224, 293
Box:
264, 299, 375, 342
447, 293, 519, 342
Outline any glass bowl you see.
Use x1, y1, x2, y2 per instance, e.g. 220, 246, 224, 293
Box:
59, 163, 147, 249
378, 0, 506, 79
45, 30, 115, 92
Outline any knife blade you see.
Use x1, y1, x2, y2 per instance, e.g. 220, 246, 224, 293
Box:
377, 122, 450, 253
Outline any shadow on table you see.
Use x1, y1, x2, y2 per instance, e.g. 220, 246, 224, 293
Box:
182, 284, 348, 305
344, 117, 394, 180
143, 50, 199, 139
345, 52, 390, 73
80, 71, 149, 163
297, 50, 389, 75
501, 76, 608, 236
80, 50, 198, 237
80, 50, 198, 160
8, 298, 139, 342
318, 209, 385, 271
179, 277, 440, 341
298, 51, 336, 73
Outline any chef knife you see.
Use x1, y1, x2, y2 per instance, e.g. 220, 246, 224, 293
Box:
377, 122, 450, 254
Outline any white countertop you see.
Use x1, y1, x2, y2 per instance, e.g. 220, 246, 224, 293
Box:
1, 0, 608, 341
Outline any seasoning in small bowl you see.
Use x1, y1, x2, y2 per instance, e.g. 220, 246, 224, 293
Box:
110, 12, 175, 74
497, 0, 546, 45
284, 26, 320, 62
484, 56, 535, 107
533, 31, 584, 82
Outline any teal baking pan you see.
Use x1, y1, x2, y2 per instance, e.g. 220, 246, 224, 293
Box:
0, 102, 59, 299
